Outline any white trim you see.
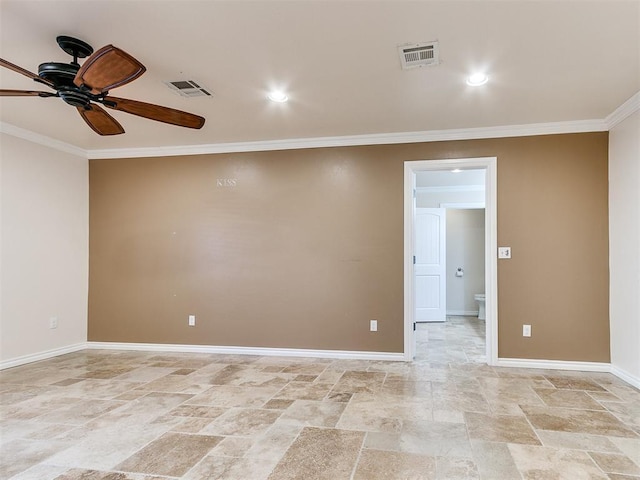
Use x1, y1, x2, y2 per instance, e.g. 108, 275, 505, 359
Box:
0, 122, 87, 158
404, 157, 498, 364
496, 359, 639, 389
606, 91, 640, 130
611, 365, 640, 390
485, 159, 499, 366
0, 343, 86, 370
86, 342, 405, 362
446, 310, 480, 317
2, 117, 609, 160
4, 343, 639, 389
404, 164, 417, 360
87, 119, 607, 159
416, 185, 484, 193
496, 357, 611, 373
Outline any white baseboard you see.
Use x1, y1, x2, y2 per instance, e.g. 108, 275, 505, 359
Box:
446, 310, 479, 317
87, 342, 406, 362
0, 343, 87, 370
496, 357, 611, 372
610, 365, 640, 390
496, 358, 640, 389
4, 343, 638, 390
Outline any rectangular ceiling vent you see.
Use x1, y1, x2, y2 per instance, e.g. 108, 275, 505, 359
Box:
398, 41, 440, 70
164, 80, 212, 98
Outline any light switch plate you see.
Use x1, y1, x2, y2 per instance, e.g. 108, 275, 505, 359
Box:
498, 247, 512, 259
370, 320, 378, 332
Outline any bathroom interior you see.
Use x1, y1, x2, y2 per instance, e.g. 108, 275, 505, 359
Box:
415, 169, 486, 357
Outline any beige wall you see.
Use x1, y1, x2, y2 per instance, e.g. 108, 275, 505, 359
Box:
1, 133, 88, 363
609, 110, 640, 381
89, 132, 610, 362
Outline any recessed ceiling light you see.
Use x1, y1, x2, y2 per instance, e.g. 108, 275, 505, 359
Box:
466, 73, 489, 86
451, 168, 462, 173
268, 90, 288, 103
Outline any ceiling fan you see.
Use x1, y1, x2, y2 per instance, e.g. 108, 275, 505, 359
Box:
0, 36, 205, 135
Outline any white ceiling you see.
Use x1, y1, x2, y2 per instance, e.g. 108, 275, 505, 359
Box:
1, 1, 638, 151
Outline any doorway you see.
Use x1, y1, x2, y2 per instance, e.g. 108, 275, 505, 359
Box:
403, 157, 498, 364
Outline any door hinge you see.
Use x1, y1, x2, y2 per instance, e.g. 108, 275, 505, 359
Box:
413, 255, 416, 264
413, 322, 416, 331
413, 188, 416, 198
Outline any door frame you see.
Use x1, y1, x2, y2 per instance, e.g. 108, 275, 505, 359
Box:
403, 157, 498, 364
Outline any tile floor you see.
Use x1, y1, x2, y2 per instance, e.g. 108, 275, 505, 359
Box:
1, 317, 639, 480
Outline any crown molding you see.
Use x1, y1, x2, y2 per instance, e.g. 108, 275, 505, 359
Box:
87, 118, 607, 159
606, 91, 640, 130
0, 122, 87, 158
2, 117, 609, 160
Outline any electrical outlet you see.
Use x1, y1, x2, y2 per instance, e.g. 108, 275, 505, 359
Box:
188, 315, 196, 327
370, 320, 378, 332
498, 246, 512, 259
49, 317, 58, 329
523, 324, 531, 337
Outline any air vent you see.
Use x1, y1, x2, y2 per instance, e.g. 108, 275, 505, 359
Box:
164, 80, 212, 98
398, 41, 440, 70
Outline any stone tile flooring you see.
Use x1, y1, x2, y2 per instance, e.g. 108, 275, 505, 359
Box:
1, 317, 639, 479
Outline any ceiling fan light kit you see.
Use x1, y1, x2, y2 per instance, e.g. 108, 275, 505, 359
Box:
0, 36, 205, 136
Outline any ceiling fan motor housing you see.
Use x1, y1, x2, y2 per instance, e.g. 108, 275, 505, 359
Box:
38, 62, 94, 107
38, 61, 78, 84
58, 87, 91, 108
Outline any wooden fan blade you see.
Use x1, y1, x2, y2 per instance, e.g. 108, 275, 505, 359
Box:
103, 96, 205, 129
0, 89, 56, 97
73, 45, 145, 94
1, 58, 54, 88
77, 104, 125, 136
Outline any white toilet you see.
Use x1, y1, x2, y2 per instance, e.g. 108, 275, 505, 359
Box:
474, 294, 486, 320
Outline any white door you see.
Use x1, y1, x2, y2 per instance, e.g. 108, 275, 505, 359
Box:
415, 208, 446, 322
